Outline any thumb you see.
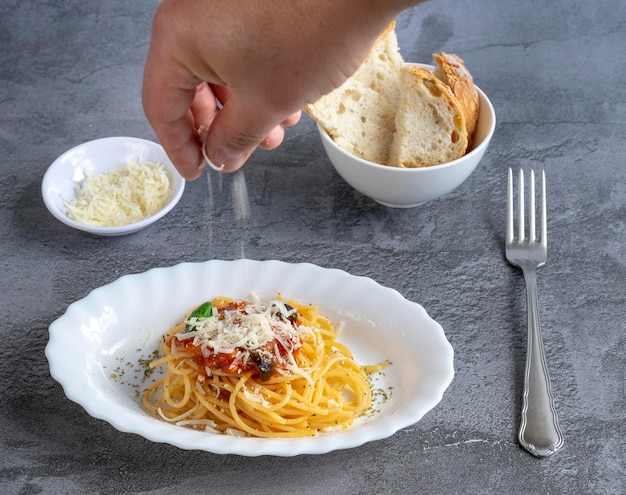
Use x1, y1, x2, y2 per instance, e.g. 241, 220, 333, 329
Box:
203, 96, 283, 172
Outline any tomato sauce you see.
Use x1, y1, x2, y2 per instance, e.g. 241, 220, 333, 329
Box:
167, 300, 302, 380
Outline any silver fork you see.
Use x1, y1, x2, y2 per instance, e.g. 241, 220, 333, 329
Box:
506, 168, 564, 458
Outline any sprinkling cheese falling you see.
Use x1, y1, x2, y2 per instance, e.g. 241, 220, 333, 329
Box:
64, 159, 171, 227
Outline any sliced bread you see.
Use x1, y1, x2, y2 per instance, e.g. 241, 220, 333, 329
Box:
388, 65, 468, 168
433, 52, 479, 148
306, 23, 477, 168
350, 22, 403, 98
305, 22, 401, 164
308, 78, 396, 164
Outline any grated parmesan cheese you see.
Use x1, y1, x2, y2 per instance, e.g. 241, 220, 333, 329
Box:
243, 386, 273, 408
64, 159, 171, 227
176, 299, 315, 383
178, 300, 302, 355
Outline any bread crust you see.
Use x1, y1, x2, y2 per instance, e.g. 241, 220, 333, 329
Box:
433, 52, 479, 148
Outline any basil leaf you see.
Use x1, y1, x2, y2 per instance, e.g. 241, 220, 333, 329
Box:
184, 301, 213, 332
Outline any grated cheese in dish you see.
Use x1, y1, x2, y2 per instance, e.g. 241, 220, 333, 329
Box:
64, 159, 171, 227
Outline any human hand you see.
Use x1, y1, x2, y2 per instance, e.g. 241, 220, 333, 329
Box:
142, 0, 422, 179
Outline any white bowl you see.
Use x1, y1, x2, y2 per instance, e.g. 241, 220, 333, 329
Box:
42, 137, 185, 235
317, 71, 496, 208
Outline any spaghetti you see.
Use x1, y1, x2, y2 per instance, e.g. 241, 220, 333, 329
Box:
142, 296, 387, 438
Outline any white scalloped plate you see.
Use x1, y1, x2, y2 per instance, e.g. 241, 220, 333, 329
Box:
46, 260, 454, 456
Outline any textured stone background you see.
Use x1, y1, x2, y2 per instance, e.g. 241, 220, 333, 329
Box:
1, 0, 624, 494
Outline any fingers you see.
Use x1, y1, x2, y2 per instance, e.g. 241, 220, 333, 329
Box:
145, 71, 300, 177
191, 83, 220, 129
259, 125, 285, 151
202, 94, 301, 172
142, 79, 206, 180
142, 14, 208, 180
282, 111, 302, 127
209, 85, 301, 152
201, 106, 259, 172
258, 111, 302, 150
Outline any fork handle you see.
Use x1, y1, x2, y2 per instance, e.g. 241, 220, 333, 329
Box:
519, 266, 564, 457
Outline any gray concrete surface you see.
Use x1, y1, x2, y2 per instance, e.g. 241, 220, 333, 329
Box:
1, 0, 624, 494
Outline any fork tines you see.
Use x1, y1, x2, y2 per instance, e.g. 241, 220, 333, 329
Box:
507, 168, 547, 248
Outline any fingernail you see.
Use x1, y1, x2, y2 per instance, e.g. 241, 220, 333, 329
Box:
199, 136, 223, 172
212, 147, 246, 171
204, 156, 225, 172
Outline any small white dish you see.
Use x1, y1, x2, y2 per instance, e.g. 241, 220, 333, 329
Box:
318, 64, 496, 208
41, 137, 185, 236
46, 259, 455, 456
